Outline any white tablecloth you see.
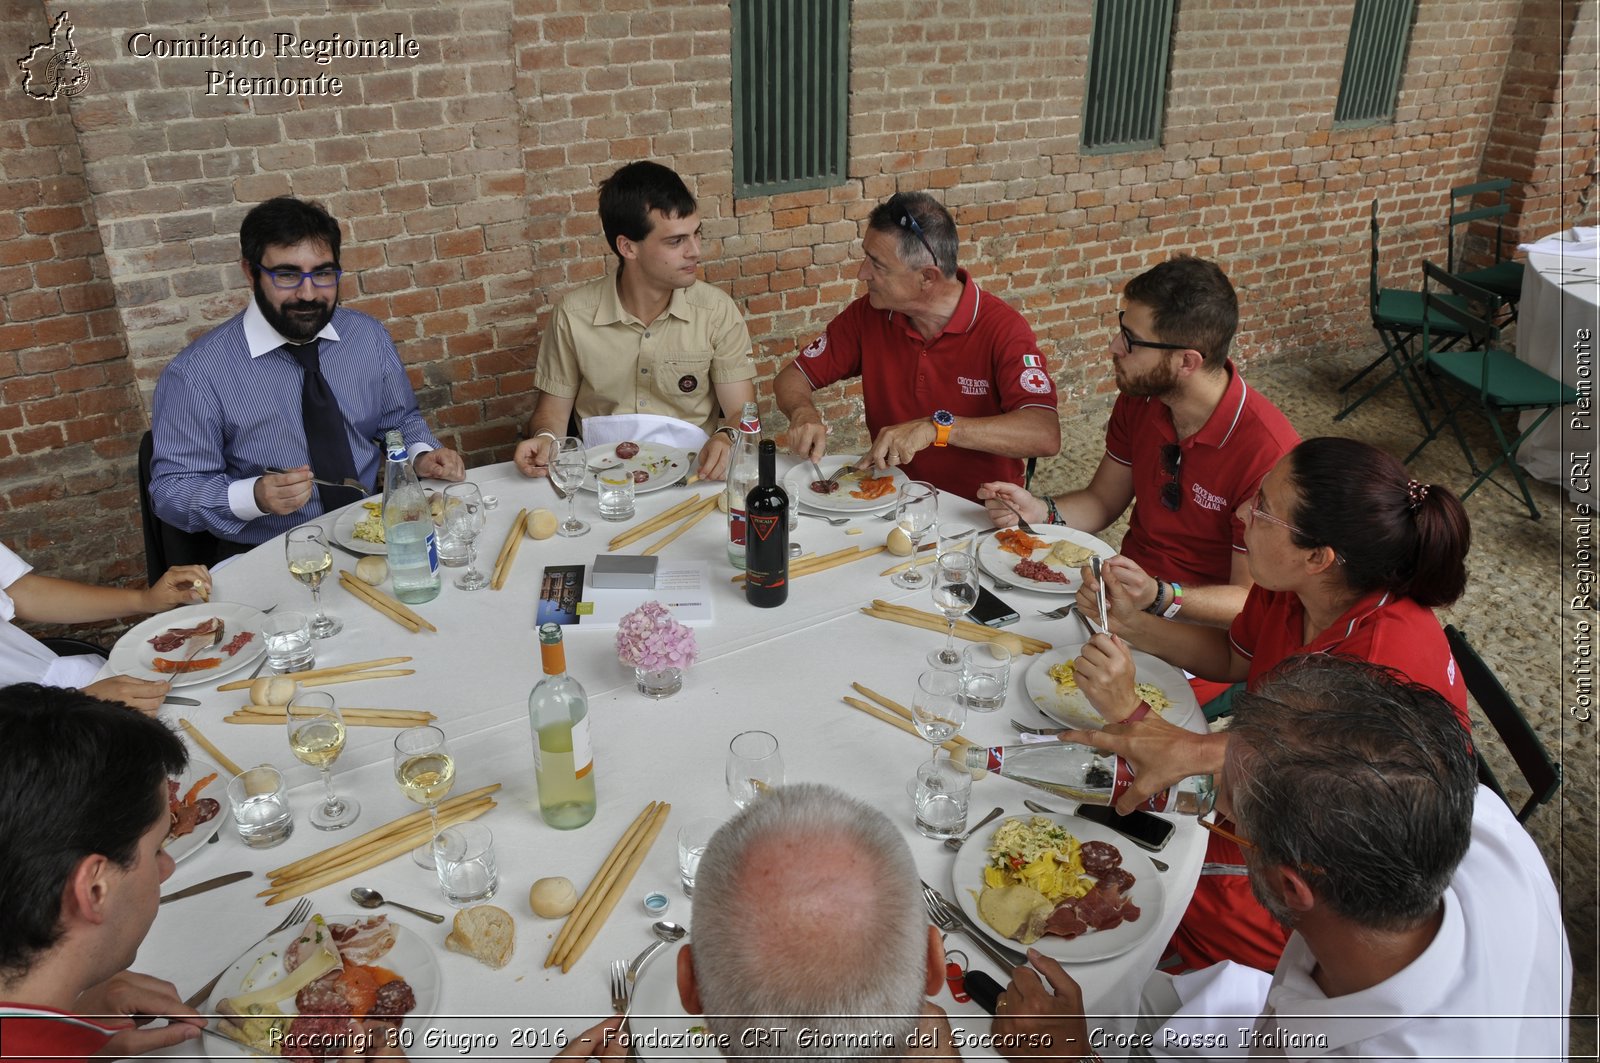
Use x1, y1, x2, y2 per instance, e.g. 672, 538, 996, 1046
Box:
1516, 243, 1599, 505
126, 459, 1207, 1056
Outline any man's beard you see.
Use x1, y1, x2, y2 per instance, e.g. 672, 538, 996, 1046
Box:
255, 281, 336, 343
1115, 353, 1182, 399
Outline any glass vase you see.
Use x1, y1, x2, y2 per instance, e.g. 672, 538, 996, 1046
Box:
633, 664, 683, 699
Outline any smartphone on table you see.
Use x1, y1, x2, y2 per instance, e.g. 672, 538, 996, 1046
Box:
967, 585, 1020, 627
1073, 802, 1176, 852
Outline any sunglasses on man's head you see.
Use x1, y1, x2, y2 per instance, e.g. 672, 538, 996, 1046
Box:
888, 194, 938, 266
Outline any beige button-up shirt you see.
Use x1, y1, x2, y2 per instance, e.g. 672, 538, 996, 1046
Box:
534, 274, 755, 436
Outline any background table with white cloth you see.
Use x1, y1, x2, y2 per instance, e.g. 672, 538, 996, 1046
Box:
1515, 233, 1599, 505
127, 458, 1208, 1056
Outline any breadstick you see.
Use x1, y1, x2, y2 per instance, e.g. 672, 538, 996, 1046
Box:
546, 802, 659, 968
559, 802, 671, 972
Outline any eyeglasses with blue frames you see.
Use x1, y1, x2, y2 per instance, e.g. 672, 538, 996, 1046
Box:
888, 195, 938, 268
1117, 311, 1192, 353
256, 263, 343, 289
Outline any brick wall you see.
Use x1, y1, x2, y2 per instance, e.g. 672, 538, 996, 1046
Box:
0, 0, 1592, 591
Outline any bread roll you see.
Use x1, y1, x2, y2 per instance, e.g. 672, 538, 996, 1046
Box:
528, 876, 577, 918
526, 509, 558, 540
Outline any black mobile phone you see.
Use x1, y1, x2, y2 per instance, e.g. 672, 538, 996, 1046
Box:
1073, 803, 1176, 853
968, 585, 1020, 627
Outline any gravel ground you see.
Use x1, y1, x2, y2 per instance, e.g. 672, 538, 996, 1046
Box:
1027, 354, 1596, 1050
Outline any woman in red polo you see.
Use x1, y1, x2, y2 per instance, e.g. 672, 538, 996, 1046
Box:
1073, 436, 1472, 972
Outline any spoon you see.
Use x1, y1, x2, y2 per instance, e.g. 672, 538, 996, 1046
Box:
1022, 800, 1169, 873
942, 806, 1005, 852
626, 919, 688, 983
349, 886, 446, 924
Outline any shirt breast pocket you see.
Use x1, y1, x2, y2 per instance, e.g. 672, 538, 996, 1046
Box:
655, 354, 712, 402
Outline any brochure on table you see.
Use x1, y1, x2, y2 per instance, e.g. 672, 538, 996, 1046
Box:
535, 561, 713, 630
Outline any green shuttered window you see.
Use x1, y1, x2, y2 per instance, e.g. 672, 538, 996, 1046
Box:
1082, 0, 1175, 153
1334, 0, 1416, 126
732, 0, 849, 198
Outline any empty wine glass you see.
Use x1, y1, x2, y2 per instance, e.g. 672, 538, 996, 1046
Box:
285, 691, 358, 830
394, 725, 456, 868
928, 551, 979, 668
891, 482, 938, 588
726, 730, 783, 810
550, 436, 590, 537
911, 669, 965, 764
285, 525, 340, 638
444, 483, 488, 591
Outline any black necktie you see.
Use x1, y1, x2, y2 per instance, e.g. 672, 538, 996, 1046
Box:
287, 338, 359, 512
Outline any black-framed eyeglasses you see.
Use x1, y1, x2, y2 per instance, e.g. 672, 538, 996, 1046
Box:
1160, 443, 1183, 511
256, 263, 342, 289
1118, 311, 1191, 353
888, 194, 938, 267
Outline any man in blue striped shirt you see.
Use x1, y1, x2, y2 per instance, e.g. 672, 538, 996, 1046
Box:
150, 198, 465, 547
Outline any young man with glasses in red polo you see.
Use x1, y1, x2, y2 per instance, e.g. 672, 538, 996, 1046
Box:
980, 257, 1297, 674
775, 192, 1061, 503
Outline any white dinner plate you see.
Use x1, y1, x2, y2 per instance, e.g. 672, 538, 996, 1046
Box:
781, 456, 907, 514
108, 602, 268, 688
1023, 643, 1205, 734
203, 915, 442, 1062
952, 811, 1165, 964
332, 501, 386, 556
975, 525, 1115, 595
627, 941, 720, 1061
163, 757, 224, 863
581, 442, 693, 494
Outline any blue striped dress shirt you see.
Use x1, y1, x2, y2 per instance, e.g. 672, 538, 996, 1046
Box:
150, 302, 440, 545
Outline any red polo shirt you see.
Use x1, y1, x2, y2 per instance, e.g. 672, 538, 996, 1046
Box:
0, 1005, 118, 1063
790, 270, 1058, 502
1229, 585, 1469, 726
1105, 362, 1298, 587
1168, 585, 1471, 975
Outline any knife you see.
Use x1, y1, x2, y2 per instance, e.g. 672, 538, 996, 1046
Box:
1091, 555, 1109, 634
160, 870, 253, 904
328, 537, 366, 559
163, 695, 202, 707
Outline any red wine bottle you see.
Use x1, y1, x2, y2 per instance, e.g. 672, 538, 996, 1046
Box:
744, 440, 788, 608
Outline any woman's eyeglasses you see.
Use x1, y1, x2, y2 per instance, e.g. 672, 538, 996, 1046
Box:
1246, 488, 1310, 537
1160, 443, 1183, 511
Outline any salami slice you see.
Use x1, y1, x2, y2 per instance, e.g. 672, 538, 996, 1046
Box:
1078, 840, 1122, 875
369, 980, 417, 1024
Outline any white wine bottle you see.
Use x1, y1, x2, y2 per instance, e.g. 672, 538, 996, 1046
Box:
528, 623, 596, 829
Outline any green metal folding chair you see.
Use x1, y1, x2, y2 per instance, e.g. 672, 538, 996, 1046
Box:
1336, 200, 1467, 424
1447, 178, 1525, 319
1445, 624, 1561, 822
1405, 262, 1576, 519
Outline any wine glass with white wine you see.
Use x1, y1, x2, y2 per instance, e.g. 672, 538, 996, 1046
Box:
550, 436, 591, 537
394, 725, 456, 868
286, 525, 341, 638
285, 690, 359, 830
911, 668, 966, 764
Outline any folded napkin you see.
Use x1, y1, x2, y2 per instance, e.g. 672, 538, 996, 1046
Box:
580, 413, 709, 451
1519, 226, 1600, 257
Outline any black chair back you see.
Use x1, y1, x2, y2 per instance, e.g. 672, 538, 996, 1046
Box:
1445, 624, 1561, 821
137, 430, 233, 584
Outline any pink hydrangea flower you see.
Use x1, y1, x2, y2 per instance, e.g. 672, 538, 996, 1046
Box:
615, 600, 698, 672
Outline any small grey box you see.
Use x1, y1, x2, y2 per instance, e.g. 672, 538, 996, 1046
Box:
591, 554, 658, 589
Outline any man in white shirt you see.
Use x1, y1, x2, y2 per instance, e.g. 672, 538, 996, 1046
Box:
992, 656, 1570, 1062
0, 543, 210, 714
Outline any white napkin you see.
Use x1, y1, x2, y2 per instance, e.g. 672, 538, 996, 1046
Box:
579, 414, 709, 451
1518, 226, 1600, 257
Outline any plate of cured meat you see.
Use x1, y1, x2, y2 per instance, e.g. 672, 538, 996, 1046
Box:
975, 525, 1115, 595
782, 456, 907, 515
205, 913, 438, 1062
164, 757, 224, 863
951, 812, 1165, 964
580, 442, 693, 494
107, 602, 268, 688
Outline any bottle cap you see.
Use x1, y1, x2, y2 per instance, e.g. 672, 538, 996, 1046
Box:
789, 542, 802, 558
642, 891, 670, 916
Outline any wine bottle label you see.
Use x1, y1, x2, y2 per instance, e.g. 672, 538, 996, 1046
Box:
1111, 756, 1174, 813
571, 715, 594, 779
749, 513, 782, 541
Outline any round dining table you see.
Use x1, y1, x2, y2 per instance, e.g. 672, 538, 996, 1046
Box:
1516, 238, 1599, 504
124, 456, 1209, 1060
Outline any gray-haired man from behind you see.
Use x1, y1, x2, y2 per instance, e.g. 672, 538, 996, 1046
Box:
554, 783, 957, 1060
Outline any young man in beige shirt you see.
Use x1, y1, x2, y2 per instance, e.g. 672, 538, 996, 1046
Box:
514, 162, 757, 481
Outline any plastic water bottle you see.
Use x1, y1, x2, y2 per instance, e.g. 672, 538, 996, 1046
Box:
381, 430, 440, 604
725, 402, 760, 568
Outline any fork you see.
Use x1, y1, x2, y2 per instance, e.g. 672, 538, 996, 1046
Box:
185, 896, 313, 1008
263, 466, 368, 494
1010, 718, 1066, 736
921, 883, 1025, 972
994, 496, 1038, 535
609, 959, 630, 1014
